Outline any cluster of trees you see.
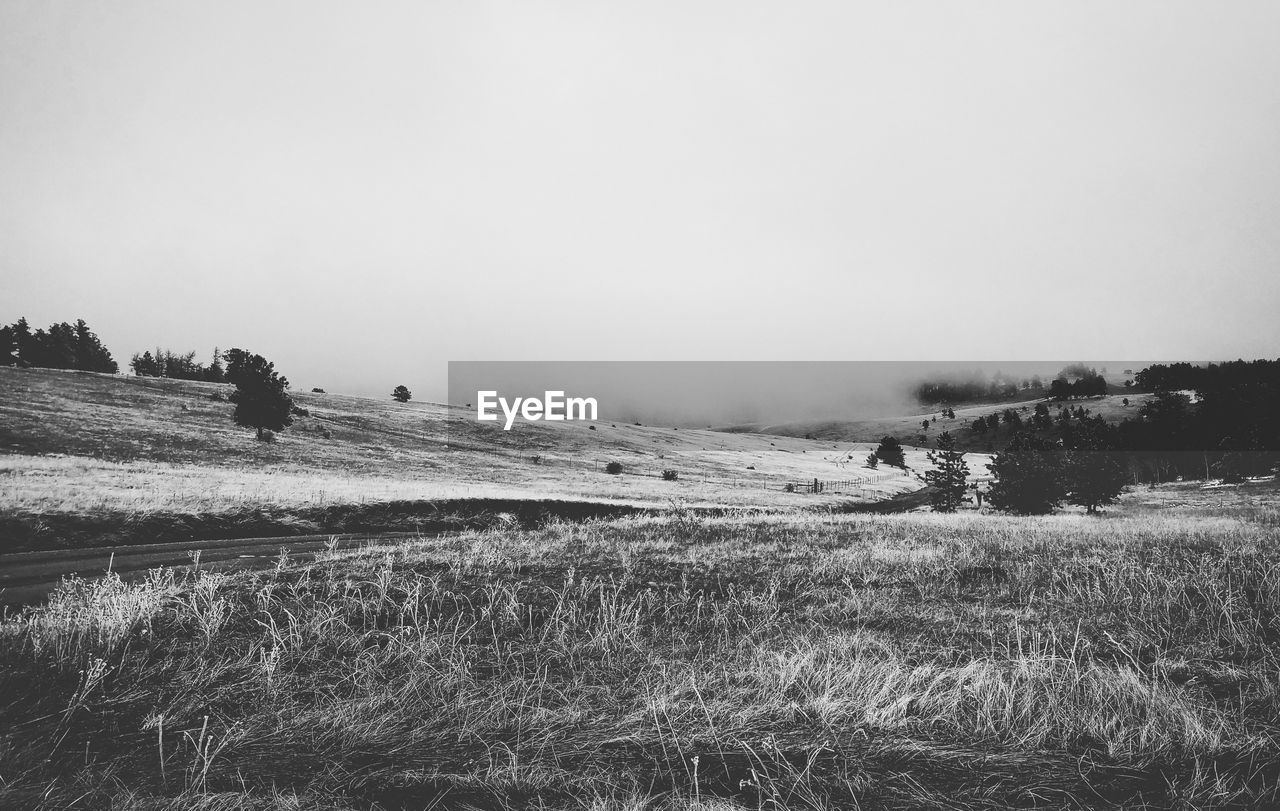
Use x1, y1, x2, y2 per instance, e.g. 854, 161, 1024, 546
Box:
1047, 369, 1107, 399
986, 420, 1129, 514
130, 348, 226, 381
914, 371, 1043, 405
0, 317, 117, 373
1115, 362, 1280, 482
972, 358, 1280, 511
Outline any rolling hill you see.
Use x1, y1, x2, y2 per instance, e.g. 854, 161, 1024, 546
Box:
1, 367, 979, 550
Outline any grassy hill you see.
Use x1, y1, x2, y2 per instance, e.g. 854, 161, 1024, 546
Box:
1, 367, 967, 550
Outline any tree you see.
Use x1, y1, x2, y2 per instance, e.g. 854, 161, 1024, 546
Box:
925, 432, 969, 512
205, 347, 226, 383
874, 436, 906, 468
865, 453, 878, 469
222, 348, 255, 386
0, 324, 14, 365
1064, 423, 1128, 514
987, 432, 1066, 515
392, 385, 412, 403
130, 350, 160, 377
227, 350, 293, 440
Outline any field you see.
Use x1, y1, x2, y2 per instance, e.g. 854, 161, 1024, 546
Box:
4, 366, 1277, 809
1, 367, 965, 552
2, 480, 1280, 809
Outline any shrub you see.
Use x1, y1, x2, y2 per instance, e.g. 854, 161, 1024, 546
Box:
257, 429, 276, 443
661, 469, 679, 481
311, 387, 326, 393
605, 461, 623, 475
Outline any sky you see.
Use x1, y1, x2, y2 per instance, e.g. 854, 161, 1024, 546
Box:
2, 1, 1278, 401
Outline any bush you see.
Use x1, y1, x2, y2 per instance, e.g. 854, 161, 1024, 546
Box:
605, 461, 623, 475
311, 387, 326, 393
661, 469, 679, 481
257, 429, 276, 443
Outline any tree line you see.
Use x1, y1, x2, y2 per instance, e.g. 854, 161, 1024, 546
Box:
130, 347, 227, 381
0, 317, 118, 373
904, 358, 1280, 514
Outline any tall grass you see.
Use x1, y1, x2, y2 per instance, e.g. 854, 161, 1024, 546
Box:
3, 508, 1280, 808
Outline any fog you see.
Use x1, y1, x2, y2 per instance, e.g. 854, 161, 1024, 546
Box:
448, 361, 1155, 427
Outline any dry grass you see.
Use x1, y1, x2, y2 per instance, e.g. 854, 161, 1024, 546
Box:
3, 496, 1280, 809
0, 367, 943, 533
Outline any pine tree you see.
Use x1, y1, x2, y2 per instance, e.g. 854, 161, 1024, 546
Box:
925, 432, 969, 512
205, 347, 226, 383
874, 436, 906, 468
228, 351, 294, 440
130, 351, 161, 376
1064, 417, 1127, 513
0, 325, 15, 365
988, 432, 1066, 515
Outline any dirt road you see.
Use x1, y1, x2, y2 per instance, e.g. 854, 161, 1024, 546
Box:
0, 531, 428, 608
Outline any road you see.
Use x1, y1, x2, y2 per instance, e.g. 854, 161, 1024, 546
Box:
0, 532, 429, 607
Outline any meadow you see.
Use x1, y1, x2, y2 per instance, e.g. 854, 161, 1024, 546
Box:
3, 481, 1279, 809
0, 368, 940, 552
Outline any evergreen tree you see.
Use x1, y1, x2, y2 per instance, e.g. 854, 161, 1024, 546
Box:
865, 452, 878, 469
130, 351, 161, 376
0, 325, 15, 365
228, 351, 294, 440
205, 347, 226, 383
874, 436, 906, 468
1063, 417, 1128, 513
988, 432, 1066, 515
925, 432, 969, 512
392, 385, 412, 403
11, 317, 32, 365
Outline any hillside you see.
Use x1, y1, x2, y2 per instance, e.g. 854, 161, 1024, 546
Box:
0, 368, 982, 550
724, 393, 1153, 452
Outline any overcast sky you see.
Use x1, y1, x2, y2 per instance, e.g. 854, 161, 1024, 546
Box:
2, 1, 1278, 400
